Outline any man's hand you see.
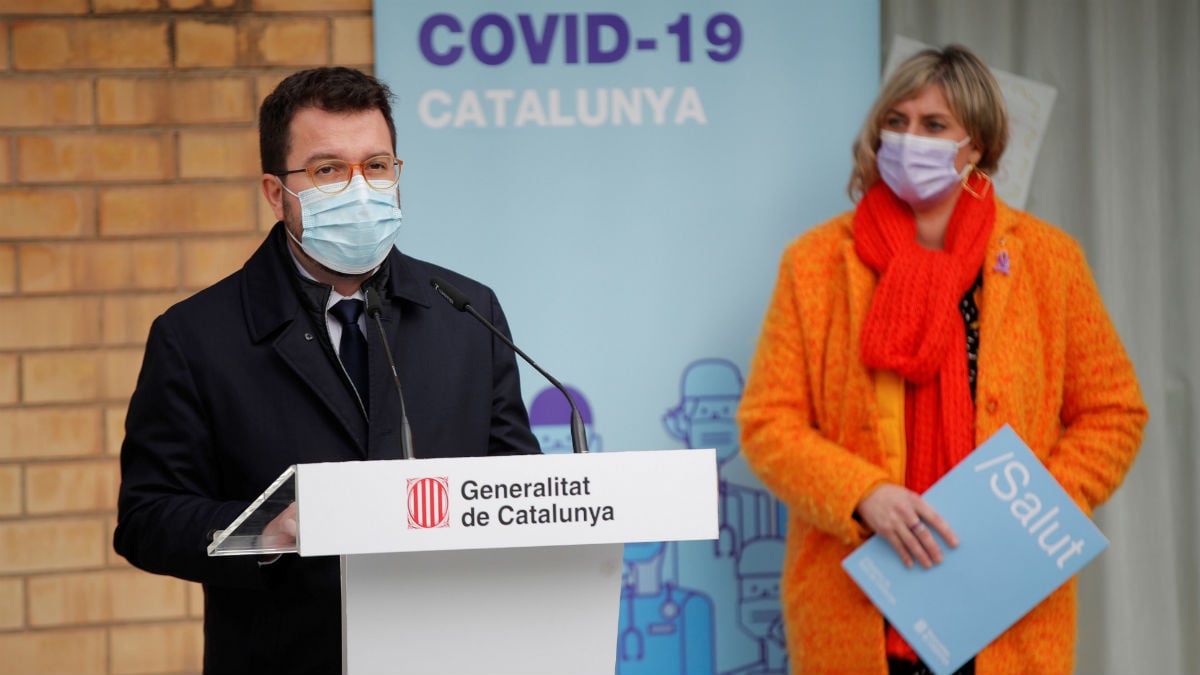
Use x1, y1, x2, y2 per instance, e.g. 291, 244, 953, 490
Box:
856, 484, 958, 568
262, 502, 298, 548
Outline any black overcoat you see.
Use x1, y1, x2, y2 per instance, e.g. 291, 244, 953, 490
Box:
114, 223, 539, 674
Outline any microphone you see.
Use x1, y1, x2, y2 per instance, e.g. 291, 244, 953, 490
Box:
430, 276, 588, 454
364, 287, 415, 460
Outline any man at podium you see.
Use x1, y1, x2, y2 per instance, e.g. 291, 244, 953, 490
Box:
113, 66, 540, 675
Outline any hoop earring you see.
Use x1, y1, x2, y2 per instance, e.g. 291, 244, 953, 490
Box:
961, 165, 991, 200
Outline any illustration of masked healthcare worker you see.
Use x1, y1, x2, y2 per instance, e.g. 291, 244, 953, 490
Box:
528, 384, 602, 454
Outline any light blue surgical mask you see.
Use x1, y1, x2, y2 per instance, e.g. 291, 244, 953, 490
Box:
281, 175, 403, 275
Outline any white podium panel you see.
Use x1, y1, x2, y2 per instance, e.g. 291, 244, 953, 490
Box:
210, 449, 718, 675
343, 544, 623, 675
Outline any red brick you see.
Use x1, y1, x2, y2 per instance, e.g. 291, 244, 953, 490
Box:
0, 1, 87, 13
0, 296, 101, 350
175, 19, 237, 69
104, 514, 125, 567
104, 404, 126, 456
0, 517, 107, 574
12, 20, 170, 71
242, 18, 330, 67
254, 72, 289, 106
0, 353, 17, 404
95, 78, 158, 125
332, 16, 373, 66
22, 350, 100, 403
99, 184, 257, 236
181, 235, 259, 288
19, 241, 179, 294
0, 79, 93, 128
18, 133, 174, 183
0, 628, 106, 675
0, 24, 8, 71
179, 128, 260, 179
98, 76, 254, 126
253, 0, 370, 10
0, 188, 94, 239
187, 580, 204, 617
257, 189, 279, 230
168, 76, 256, 124
95, 0, 161, 11
19, 349, 138, 404
110, 621, 203, 675
101, 292, 185, 346
28, 569, 189, 626
0, 407, 103, 460
0, 578, 23, 629
103, 347, 143, 401
0, 245, 14, 294
0, 465, 21, 517
25, 459, 120, 515
0, 137, 10, 183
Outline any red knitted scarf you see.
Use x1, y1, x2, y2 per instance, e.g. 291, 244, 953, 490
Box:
855, 177, 994, 664
854, 176, 994, 493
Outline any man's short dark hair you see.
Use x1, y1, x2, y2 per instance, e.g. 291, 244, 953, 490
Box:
259, 67, 397, 174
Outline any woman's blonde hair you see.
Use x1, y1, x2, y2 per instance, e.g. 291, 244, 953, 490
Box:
847, 44, 1008, 201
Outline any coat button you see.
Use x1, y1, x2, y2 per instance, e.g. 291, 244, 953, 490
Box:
304, 333, 314, 341
986, 398, 998, 414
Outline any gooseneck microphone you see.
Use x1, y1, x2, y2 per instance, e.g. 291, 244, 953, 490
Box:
364, 287, 415, 460
430, 276, 589, 454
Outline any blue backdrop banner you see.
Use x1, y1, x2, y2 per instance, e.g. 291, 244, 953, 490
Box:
375, 3, 879, 673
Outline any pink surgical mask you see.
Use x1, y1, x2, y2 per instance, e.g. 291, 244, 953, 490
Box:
877, 130, 971, 210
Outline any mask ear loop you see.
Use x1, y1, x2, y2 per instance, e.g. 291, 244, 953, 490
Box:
961, 164, 992, 200
276, 175, 301, 199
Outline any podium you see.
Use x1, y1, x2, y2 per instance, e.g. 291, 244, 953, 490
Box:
207, 449, 718, 675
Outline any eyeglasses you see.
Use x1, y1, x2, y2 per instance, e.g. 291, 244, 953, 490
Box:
275, 155, 403, 195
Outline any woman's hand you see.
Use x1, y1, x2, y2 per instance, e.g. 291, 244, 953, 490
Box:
856, 484, 958, 568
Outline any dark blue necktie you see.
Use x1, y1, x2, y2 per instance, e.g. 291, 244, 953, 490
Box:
329, 298, 368, 411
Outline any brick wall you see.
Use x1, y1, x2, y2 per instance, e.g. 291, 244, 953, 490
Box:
0, 1, 373, 673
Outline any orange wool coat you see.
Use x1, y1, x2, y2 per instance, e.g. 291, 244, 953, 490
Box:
738, 198, 1147, 675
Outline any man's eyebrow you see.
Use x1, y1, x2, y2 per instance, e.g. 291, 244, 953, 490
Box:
295, 150, 395, 165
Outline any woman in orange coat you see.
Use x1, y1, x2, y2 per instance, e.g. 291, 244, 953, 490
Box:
737, 44, 1147, 675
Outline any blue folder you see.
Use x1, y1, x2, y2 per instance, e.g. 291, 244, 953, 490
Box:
842, 424, 1108, 675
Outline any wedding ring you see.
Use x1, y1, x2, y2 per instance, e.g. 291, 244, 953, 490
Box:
909, 521, 926, 533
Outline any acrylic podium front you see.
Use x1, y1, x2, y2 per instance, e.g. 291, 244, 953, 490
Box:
207, 449, 718, 675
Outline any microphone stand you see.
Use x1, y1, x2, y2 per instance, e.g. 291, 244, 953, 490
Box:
430, 276, 588, 454
365, 287, 415, 460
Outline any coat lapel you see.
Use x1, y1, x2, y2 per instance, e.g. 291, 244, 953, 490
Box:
842, 237, 877, 353
980, 205, 1021, 340
272, 317, 368, 458
242, 224, 368, 458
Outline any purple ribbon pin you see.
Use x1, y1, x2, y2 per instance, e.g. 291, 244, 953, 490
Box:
994, 250, 1011, 275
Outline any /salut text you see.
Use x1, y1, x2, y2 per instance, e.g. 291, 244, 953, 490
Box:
973, 452, 1087, 569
